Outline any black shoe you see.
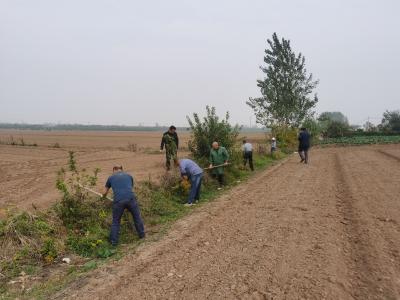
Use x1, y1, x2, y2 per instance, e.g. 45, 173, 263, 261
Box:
139, 234, 145, 239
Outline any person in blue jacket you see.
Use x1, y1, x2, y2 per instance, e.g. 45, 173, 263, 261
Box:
298, 127, 311, 164
102, 165, 145, 246
175, 158, 204, 207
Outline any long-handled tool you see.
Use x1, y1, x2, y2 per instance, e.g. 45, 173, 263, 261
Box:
78, 183, 113, 201
203, 163, 231, 170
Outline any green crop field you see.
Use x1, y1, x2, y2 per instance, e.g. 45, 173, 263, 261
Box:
318, 135, 400, 146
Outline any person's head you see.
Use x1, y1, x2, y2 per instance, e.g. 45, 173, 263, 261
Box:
169, 125, 176, 134
113, 165, 123, 173
242, 140, 246, 144
272, 137, 276, 141
300, 127, 307, 132
212, 141, 219, 150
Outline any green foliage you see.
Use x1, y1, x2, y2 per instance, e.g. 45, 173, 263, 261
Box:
316, 111, 351, 138
272, 126, 299, 153
318, 135, 400, 146
363, 121, 377, 132
318, 111, 349, 125
55, 154, 101, 230
324, 121, 351, 138
380, 110, 400, 133
66, 232, 114, 258
68, 151, 77, 172
0, 211, 63, 285
301, 117, 323, 144
187, 106, 241, 161
41, 238, 58, 260
247, 32, 319, 128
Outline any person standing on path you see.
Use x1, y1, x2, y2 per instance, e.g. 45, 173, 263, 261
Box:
160, 125, 179, 171
298, 127, 311, 164
175, 159, 204, 207
242, 140, 254, 171
271, 137, 277, 156
102, 166, 145, 246
209, 142, 229, 189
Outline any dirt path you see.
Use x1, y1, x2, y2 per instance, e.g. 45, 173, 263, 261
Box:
56, 145, 400, 300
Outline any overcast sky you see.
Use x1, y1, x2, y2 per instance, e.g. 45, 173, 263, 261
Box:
1, 0, 399, 126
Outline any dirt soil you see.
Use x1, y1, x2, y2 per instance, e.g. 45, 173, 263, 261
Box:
0, 130, 264, 212
53, 144, 400, 300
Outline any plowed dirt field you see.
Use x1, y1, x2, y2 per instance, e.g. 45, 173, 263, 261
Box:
54, 144, 400, 299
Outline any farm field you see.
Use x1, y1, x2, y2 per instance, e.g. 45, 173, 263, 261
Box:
0, 129, 266, 212
55, 144, 400, 299
319, 135, 400, 146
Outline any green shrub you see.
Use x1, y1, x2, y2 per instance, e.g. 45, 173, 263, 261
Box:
273, 126, 298, 153
41, 238, 58, 262
187, 106, 241, 161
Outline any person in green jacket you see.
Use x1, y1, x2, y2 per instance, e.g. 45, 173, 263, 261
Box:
209, 141, 229, 188
160, 125, 179, 170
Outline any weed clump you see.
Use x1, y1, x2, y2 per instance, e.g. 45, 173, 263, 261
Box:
0, 210, 64, 287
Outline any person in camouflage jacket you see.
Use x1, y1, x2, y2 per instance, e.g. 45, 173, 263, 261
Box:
160, 125, 179, 170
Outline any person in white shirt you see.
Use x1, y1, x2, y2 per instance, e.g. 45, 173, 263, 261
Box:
242, 140, 254, 171
271, 137, 277, 156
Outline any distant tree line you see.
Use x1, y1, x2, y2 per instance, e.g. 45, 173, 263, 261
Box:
0, 123, 189, 132
303, 110, 400, 139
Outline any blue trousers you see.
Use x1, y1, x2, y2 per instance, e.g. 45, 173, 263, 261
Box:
110, 197, 145, 245
188, 173, 203, 204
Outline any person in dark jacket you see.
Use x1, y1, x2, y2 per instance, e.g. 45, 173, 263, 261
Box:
102, 166, 145, 246
298, 127, 311, 164
160, 125, 179, 170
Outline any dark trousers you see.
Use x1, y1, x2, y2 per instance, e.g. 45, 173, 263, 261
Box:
212, 173, 224, 186
243, 151, 254, 171
299, 148, 309, 164
188, 173, 203, 204
110, 197, 145, 245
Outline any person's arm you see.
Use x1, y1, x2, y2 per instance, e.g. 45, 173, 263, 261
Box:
179, 162, 188, 180
160, 134, 165, 150
209, 151, 213, 168
102, 177, 111, 198
175, 132, 179, 149
102, 187, 110, 198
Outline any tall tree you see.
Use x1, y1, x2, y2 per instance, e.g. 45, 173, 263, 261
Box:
381, 110, 400, 133
247, 33, 319, 128
318, 111, 349, 125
